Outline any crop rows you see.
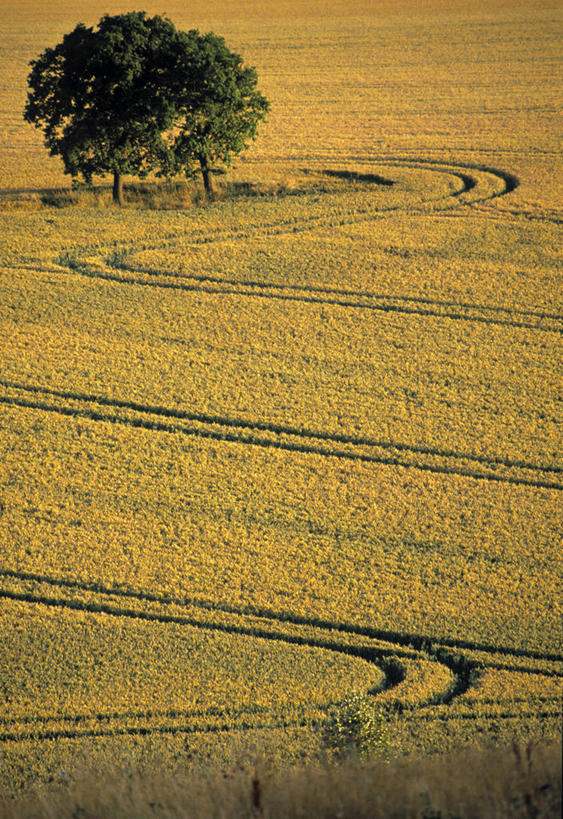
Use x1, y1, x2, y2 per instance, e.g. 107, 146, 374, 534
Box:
1, 569, 560, 747
1, 0, 562, 793
0, 381, 561, 491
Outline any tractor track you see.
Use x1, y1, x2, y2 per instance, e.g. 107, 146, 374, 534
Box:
1, 156, 560, 749
1, 568, 560, 745
0, 382, 560, 490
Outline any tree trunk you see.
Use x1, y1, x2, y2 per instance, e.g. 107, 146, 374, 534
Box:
113, 171, 124, 206
199, 156, 214, 198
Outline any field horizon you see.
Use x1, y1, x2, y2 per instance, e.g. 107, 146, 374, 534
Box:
0, 0, 561, 798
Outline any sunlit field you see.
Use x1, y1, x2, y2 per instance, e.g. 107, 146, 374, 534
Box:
0, 0, 561, 794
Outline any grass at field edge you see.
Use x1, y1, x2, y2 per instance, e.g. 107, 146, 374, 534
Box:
0, 741, 560, 818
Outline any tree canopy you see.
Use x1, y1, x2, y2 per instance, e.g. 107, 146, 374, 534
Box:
24, 12, 269, 204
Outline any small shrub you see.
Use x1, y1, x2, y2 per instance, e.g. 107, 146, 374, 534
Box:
321, 692, 390, 760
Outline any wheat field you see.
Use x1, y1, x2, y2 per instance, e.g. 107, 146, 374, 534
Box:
0, 0, 561, 794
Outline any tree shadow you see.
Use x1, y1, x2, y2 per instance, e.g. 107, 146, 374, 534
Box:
0, 167, 397, 211
320, 169, 395, 186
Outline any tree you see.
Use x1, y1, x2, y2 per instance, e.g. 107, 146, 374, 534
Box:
24, 12, 269, 204
170, 32, 270, 197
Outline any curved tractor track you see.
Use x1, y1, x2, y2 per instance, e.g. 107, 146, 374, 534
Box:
0, 568, 561, 745
29, 158, 560, 334
1, 156, 561, 750
0, 381, 561, 490
29, 158, 519, 267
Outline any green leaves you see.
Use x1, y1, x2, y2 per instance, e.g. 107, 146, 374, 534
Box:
24, 14, 269, 200
167, 30, 269, 193
322, 692, 390, 759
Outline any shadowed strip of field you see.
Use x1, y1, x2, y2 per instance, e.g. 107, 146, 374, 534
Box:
0, 385, 561, 490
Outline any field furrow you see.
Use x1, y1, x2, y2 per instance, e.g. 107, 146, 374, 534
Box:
0, 383, 560, 490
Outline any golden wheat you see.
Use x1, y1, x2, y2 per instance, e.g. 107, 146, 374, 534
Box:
0, 0, 561, 795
